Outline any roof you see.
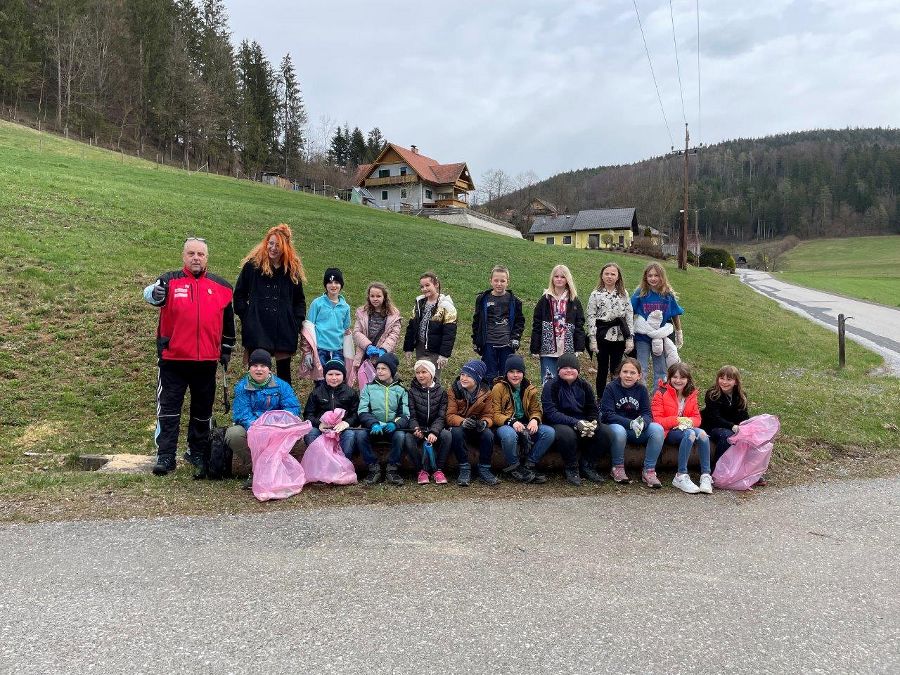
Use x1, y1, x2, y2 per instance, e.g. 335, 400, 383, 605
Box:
528, 208, 637, 235
529, 197, 558, 212
353, 143, 474, 188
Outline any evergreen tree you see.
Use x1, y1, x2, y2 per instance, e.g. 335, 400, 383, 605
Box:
366, 127, 384, 160
348, 126, 367, 166
328, 124, 349, 166
279, 52, 306, 178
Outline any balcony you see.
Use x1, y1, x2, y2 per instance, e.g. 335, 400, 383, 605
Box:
364, 174, 418, 187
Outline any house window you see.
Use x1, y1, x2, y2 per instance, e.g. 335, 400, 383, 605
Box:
618, 235, 625, 245
400, 188, 407, 198
546, 237, 555, 245
588, 234, 599, 249
378, 169, 390, 178
400, 166, 407, 176
562, 235, 572, 245
425, 189, 433, 199
381, 190, 388, 200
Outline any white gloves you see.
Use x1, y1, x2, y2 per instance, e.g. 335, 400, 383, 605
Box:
674, 330, 684, 348
630, 417, 645, 437
625, 338, 634, 353
436, 356, 449, 369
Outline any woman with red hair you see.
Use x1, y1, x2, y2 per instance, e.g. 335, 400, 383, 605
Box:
234, 224, 307, 384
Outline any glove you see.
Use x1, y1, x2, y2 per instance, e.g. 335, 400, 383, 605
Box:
625, 338, 634, 354
630, 417, 645, 437
219, 353, 230, 369
302, 353, 313, 370
575, 420, 591, 437
674, 330, 684, 348
588, 337, 598, 354
461, 417, 477, 430
151, 280, 168, 303
404, 351, 414, 363
365, 345, 380, 358
376, 347, 386, 357
370, 423, 384, 435
333, 421, 349, 433
510, 339, 520, 351
676, 417, 693, 430
383, 422, 397, 433
476, 419, 488, 432
436, 356, 449, 369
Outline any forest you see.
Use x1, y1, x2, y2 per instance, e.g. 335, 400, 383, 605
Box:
491, 129, 900, 242
0, 0, 384, 184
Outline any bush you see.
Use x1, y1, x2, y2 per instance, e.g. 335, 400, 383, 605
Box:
699, 246, 736, 271
629, 236, 665, 259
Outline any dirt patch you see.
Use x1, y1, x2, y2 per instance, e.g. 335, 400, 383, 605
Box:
18, 422, 66, 450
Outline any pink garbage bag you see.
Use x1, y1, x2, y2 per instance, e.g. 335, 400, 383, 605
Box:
247, 410, 312, 501
300, 408, 358, 485
712, 414, 780, 490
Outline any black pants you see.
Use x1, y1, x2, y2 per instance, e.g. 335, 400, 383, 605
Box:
596, 340, 626, 398
275, 357, 292, 384
155, 359, 217, 461
552, 424, 612, 468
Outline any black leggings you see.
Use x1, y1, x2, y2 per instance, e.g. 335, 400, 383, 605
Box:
595, 340, 626, 398
276, 357, 292, 384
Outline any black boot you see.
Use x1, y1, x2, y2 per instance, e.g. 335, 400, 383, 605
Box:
457, 463, 471, 487
503, 462, 535, 483
152, 455, 176, 476
192, 448, 210, 480
564, 466, 583, 486
385, 465, 404, 486
524, 460, 548, 484
364, 464, 382, 486
477, 464, 501, 486
579, 462, 605, 484
242, 473, 253, 490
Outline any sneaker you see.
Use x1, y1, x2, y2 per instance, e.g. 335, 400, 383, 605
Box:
364, 464, 382, 486
152, 456, 176, 476
433, 470, 448, 485
699, 473, 713, 494
457, 463, 471, 487
241, 474, 253, 490
385, 466, 404, 486
641, 468, 662, 489
580, 463, 605, 484
503, 463, 536, 483
477, 464, 500, 486
610, 465, 631, 484
524, 461, 548, 484
672, 473, 700, 494
417, 470, 430, 485
564, 467, 583, 486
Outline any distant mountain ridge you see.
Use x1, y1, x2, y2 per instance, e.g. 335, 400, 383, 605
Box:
491, 128, 900, 241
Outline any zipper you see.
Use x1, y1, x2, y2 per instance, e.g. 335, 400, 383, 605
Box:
193, 279, 200, 359
383, 383, 389, 423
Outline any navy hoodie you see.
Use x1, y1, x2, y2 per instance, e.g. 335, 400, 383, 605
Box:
600, 379, 652, 428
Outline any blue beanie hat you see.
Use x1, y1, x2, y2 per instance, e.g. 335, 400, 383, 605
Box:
504, 354, 526, 376
375, 352, 399, 378
460, 359, 487, 386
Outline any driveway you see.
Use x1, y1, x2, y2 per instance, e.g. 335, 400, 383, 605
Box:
737, 269, 900, 374
1, 477, 898, 674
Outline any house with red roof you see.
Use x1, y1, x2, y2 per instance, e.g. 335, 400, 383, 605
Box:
352, 143, 475, 211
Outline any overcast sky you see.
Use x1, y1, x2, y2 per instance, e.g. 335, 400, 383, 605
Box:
224, 0, 900, 182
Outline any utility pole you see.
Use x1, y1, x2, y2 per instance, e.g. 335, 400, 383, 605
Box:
670, 123, 700, 270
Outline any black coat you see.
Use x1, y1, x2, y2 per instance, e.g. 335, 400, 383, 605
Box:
529, 294, 586, 355
701, 391, 749, 431
471, 289, 525, 352
304, 382, 360, 427
233, 262, 306, 354
407, 380, 448, 435
402, 295, 458, 357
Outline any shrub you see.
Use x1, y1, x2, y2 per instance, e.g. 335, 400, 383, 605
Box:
699, 246, 736, 271
629, 236, 665, 259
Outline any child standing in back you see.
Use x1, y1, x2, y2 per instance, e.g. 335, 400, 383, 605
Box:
586, 262, 634, 398
651, 362, 712, 494
530, 264, 586, 382
600, 357, 665, 487
701, 365, 751, 466
631, 263, 684, 391
472, 265, 525, 382
305, 268, 351, 381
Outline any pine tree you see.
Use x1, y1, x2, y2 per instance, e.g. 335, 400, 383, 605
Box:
328, 124, 349, 166
366, 127, 384, 161
348, 126, 367, 167
279, 52, 306, 178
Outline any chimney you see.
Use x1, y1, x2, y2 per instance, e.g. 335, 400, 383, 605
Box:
410, 145, 418, 154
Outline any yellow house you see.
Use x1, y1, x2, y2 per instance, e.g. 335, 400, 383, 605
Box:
529, 208, 638, 249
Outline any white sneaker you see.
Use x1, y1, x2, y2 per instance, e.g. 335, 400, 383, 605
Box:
699, 474, 713, 494
672, 473, 700, 494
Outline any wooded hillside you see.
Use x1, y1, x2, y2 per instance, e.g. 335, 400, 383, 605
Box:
491, 129, 900, 241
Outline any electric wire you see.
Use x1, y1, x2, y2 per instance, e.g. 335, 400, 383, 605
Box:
668, 0, 687, 126
696, 0, 702, 144
632, 0, 674, 148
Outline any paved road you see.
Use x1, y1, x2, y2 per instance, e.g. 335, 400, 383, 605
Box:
2, 478, 899, 674
738, 269, 900, 374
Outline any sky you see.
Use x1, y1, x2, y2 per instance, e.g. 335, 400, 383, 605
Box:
224, 0, 900, 183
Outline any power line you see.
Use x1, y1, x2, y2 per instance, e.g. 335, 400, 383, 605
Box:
696, 0, 702, 144
632, 0, 674, 148
668, 0, 687, 126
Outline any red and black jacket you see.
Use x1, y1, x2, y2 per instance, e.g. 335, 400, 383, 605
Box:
154, 267, 236, 362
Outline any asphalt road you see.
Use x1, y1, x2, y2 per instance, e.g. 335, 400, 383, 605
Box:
737, 269, 900, 375
2, 477, 898, 674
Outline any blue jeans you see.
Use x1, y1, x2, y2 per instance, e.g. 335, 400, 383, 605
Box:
316, 349, 344, 379
449, 426, 494, 465
635, 339, 667, 392
495, 423, 556, 467
304, 427, 366, 463
481, 345, 513, 382
708, 427, 735, 465
666, 428, 711, 474
539, 356, 559, 382
357, 429, 408, 467
608, 422, 665, 469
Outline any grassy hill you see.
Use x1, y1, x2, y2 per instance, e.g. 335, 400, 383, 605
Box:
777, 236, 900, 307
1, 119, 898, 521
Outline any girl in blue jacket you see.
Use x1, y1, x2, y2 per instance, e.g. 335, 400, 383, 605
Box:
305, 267, 351, 380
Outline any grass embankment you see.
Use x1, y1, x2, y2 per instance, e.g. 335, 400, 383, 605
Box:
778, 235, 900, 307
1, 119, 898, 522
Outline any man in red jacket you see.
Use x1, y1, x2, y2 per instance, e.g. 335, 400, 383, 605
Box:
143, 237, 236, 476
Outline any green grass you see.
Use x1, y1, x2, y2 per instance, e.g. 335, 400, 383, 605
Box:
1, 119, 898, 521
778, 235, 900, 307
